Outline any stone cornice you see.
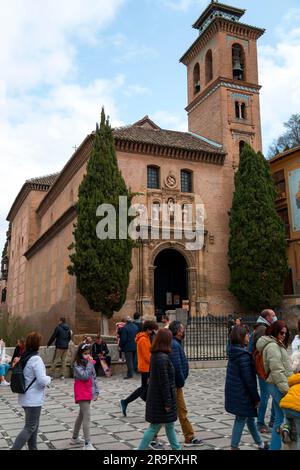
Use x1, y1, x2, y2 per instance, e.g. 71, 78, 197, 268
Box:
37, 135, 93, 218
6, 184, 50, 222
24, 205, 77, 260
186, 77, 261, 114
180, 17, 265, 66
114, 138, 225, 165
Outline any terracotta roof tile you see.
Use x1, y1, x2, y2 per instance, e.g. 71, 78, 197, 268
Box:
26, 173, 60, 187
113, 124, 224, 155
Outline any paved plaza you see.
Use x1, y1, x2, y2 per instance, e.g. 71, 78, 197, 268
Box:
0, 368, 272, 451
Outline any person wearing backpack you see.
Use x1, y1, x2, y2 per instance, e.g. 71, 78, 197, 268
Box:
251, 309, 277, 434
225, 325, 268, 450
11, 332, 51, 450
256, 320, 293, 450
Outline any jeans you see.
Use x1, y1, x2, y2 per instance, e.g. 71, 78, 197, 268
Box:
231, 416, 263, 449
125, 351, 135, 378
267, 383, 285, 450
124, 372, 149, 405
138, 423, 181, 450
0, 363, 10, 377
73, 401, 91, 444
281, 408, 300, 451
12, 406, 42, 450
257, 376, 275, 426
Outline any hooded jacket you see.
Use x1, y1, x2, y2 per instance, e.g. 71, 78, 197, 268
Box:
135, 332, 151, 373
47, 323, 71, 350
280, 373, 300, 413
225, 345, 260, 417
169, 337, 189, 389
256, 336, 292, 394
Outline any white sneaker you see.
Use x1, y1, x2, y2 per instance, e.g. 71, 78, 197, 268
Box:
70, 437, 84, 445
83, 442, 96, 450
0, 380, 10, 386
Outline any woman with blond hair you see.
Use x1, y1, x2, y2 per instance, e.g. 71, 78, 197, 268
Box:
12, 332, 51, 450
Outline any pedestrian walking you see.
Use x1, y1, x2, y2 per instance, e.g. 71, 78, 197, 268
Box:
11, 332, 51, 450
292, 319, 300, 353
71, 343, 99, 450
119, 321, 158, 417
119, 317, 139, 379
161, 315, 170, 329
250, 309, 277, 433
133, 312, 143, 332
0, 338, 11, 386
280, 351, 300, 449
256, 320, 293, 450
91, 336, 112, 377
168, 321, 203, 447
47, 317, 72, 380
137, 329, 181, 450
225, 325, 268, 450
116, 319, 126, 363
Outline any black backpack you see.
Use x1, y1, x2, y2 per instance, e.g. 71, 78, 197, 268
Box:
10, 354, 37, 394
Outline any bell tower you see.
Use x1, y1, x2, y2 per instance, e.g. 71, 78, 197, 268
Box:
180, 1, 265, 168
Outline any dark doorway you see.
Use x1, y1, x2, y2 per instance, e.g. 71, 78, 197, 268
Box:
154, 249, 188, 315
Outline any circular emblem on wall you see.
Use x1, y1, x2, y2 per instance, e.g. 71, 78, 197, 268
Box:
165, 173, 177, 189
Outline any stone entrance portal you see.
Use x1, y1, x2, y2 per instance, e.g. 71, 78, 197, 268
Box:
154, 248, 188, 316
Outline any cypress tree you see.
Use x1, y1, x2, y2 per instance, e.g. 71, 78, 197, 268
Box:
68, 109, 134, 319
228, 144, 288, 311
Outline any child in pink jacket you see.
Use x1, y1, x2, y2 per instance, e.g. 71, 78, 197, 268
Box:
71, 343, 99, 450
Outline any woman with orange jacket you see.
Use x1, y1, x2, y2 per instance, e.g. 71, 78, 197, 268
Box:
119, 321, 158, 417
280, 351, 300, 450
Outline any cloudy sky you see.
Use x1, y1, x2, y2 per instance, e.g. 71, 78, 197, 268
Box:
0, 0, 299, 250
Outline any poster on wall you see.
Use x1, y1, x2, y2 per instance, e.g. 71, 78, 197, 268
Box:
288, 169, 300, 232
174, 295, 180, 306
166, 292, 172, 306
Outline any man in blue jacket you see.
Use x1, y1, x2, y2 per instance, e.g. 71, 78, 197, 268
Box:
47, 317, 72, 380
169, 321, 204, 447
119, 316, 139, 379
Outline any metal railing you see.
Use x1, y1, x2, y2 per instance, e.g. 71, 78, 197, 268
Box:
184, 314, 259, 361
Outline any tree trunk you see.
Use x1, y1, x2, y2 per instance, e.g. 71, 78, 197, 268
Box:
100, 314, 109, 336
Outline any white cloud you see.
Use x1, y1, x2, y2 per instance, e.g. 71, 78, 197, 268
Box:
0, 0, 129, 250
259, 9, 300, 154
161, 0, 206, 12
152, 110, 188, 132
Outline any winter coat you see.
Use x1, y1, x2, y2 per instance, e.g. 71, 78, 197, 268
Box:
73, 360, 99, 403
256, 336, 292, 394
225, 345, 260, 418
91, 342, 110, 359
280, 373, 300, 413
292, 335, 300, 353
47, 323, 71, 350
135, 332, 151, 373
18, 355, 51, 407
119, 322, 139, 353
169, 338, 189, 389
146, 351, 177, 424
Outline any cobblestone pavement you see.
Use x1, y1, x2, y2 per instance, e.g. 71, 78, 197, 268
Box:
0, 368, 272, 451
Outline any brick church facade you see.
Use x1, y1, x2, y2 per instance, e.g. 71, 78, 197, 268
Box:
4, 2, 265, 338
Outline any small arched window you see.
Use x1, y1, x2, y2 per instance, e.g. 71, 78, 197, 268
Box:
205, 50, 213, 84
181, 170, 193, 193
232, 44, 245, 81
147, 166, 160, 189
193, 63, 201, 95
